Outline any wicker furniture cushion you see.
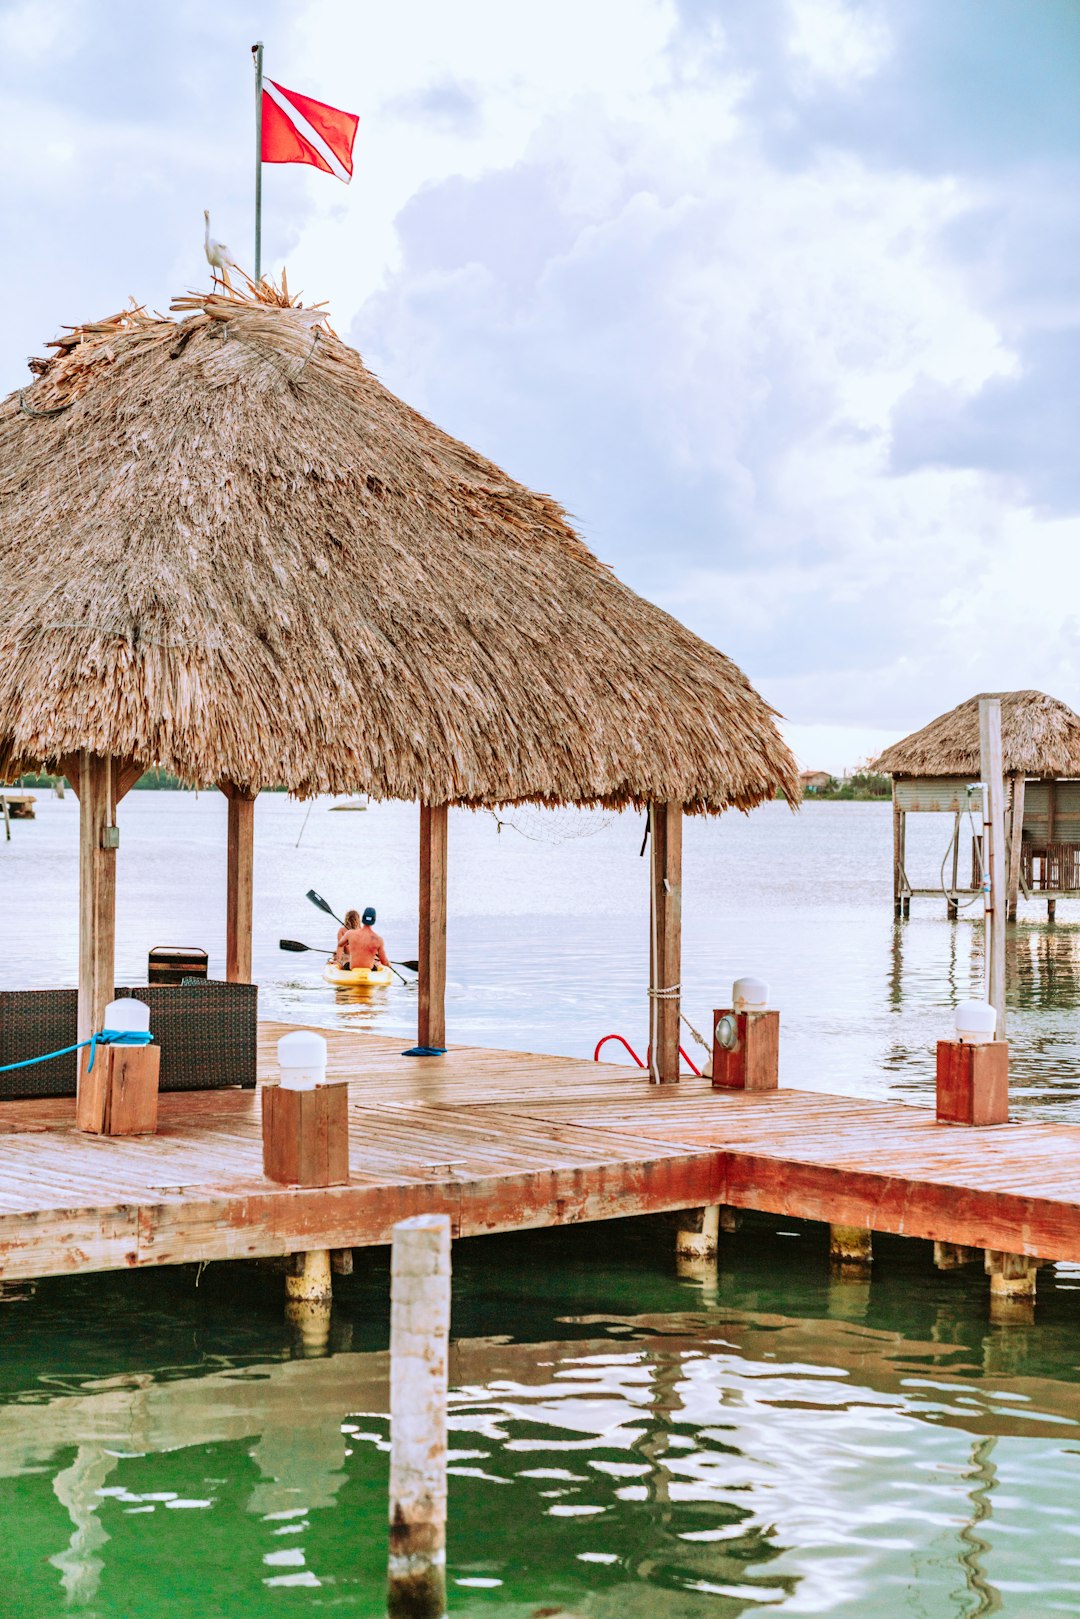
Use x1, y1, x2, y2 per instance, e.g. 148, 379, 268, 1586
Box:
0, 982, 257, 1100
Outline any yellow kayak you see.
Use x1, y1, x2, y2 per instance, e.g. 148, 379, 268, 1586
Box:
322, 961, 394, 988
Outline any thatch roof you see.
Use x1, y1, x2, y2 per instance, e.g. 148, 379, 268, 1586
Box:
873, 691, 1080, 780
0, 284, 797, 810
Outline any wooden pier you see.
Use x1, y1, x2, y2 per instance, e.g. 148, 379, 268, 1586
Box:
2, 1023, 1080, 1284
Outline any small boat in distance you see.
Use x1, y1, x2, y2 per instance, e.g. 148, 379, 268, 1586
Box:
329, 795, 369, 812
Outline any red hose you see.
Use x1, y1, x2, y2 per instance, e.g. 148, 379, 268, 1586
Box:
593, 1033, 646, 1067
593, 1034, 702, 1077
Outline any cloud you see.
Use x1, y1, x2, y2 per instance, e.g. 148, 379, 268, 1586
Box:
383, 78, 484, 137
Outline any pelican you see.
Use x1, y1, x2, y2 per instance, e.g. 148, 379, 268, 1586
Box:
203, 210, 234, 289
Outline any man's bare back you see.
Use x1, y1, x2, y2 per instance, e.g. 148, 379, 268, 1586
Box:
340, 924, 389, 971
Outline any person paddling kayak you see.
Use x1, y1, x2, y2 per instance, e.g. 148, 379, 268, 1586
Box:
334, 907, 390, 972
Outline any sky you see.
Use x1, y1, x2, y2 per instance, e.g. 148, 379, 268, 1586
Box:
3, 0, 1079, 773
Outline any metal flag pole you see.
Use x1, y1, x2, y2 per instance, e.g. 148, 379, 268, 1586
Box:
252, 40, 264, 282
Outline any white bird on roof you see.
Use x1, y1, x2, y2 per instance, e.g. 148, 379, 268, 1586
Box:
203, 210, 234, 290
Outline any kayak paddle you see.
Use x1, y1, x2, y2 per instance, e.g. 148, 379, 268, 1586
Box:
306, 889, 345, 926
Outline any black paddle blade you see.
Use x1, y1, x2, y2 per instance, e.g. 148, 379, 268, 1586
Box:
306, 889, 338, 919
395, 960, 420, 973
280, 938, 314, 952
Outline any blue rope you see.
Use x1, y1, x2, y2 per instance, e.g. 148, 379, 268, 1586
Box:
401, 1045, 447, 1057
0, 1028, 153, 1075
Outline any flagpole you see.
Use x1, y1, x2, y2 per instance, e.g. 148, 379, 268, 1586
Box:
252, 40, 264, 282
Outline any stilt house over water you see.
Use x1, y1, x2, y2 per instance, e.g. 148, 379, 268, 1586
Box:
0, 281, 798, 1089
874, 690, 1080, 920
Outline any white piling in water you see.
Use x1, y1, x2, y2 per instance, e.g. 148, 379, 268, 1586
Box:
388, 1213, 451, 1619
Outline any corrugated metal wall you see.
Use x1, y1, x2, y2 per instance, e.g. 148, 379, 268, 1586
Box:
894, 777, 975, 813
1023, 782, 1080, 843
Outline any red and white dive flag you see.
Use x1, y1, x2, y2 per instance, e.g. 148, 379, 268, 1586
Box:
261, 79, 358, 182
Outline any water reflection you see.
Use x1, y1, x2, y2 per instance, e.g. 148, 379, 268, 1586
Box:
5, 1224, 1080, 1616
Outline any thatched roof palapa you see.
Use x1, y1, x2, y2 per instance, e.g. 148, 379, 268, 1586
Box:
873, 691, 1080, 780
0, 283, 798, 810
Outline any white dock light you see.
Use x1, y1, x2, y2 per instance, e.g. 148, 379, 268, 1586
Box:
277, 1030, 328, 1090
954, 1000, 997, 1045
732, 976, 769, 1013
103, 997, 150, 1035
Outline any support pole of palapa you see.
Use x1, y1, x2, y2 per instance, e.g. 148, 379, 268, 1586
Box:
76, 752, 117, 1049
388, 1214, 450, 1619
418, 805, 447, 1051
648, 802, 682, 1085
979, 698, 1007, 1036
221, 783, 256, 983
1006, 772, 1025, 923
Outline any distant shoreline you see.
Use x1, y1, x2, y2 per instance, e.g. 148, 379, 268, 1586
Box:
12, 771, 287, 793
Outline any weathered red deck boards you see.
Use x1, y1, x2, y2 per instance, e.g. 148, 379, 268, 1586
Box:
0, 1022, 1079, 1281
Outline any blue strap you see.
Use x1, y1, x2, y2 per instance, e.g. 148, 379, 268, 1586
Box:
0, 1028, 153, 1075
401, 1045, 447, 1057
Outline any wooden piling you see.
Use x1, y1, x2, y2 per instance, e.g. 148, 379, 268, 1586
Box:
675, 1205, 720, 1259
892, 793, 907, 917
1006, 773, 1025, 922
389, 1213, 451, 1619
948, 810, 961, 919
985, 1249, 1036, 1301
934, 1242, 981, 1270
286, 1249, 333, 1305
285, 1250, 333, 1355
830, 1224, 871, 1267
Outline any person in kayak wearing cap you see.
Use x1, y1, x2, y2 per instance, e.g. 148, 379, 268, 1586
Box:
334, 907, 390, 972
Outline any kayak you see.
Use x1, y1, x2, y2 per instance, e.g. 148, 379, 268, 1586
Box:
322, 961, 394, 988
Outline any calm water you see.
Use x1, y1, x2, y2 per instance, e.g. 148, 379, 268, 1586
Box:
4, 793, 1080, 1616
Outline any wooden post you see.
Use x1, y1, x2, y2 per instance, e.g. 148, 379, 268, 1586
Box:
676, 1205, 720, 1259
648, 802, 682, 1084
285, 1249, 333, 1355
77, 753, 117, 1048
934, 1242, 981, 1270
389, 1214, 451, 1619
892, 790, 908, 917
1006, 774, 1025, 922
985, 1249, 1036, 1316
221, 783, 255, 983
830, 1224, 871, 1267
948, 810, 961, 919
979, 699, 1007, 1036
418, 804, 448, 1050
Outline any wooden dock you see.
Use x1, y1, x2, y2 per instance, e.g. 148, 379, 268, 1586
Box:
3, 1022, 1080, 1282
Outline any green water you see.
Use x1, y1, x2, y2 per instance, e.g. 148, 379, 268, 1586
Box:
4, 1217, 1080, 1617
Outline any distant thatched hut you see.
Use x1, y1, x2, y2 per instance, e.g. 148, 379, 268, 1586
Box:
873, 691, 1080, 919
0, 284, 797, 1079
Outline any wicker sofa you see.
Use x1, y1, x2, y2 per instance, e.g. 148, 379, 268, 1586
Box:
0, 981, 257, 1101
